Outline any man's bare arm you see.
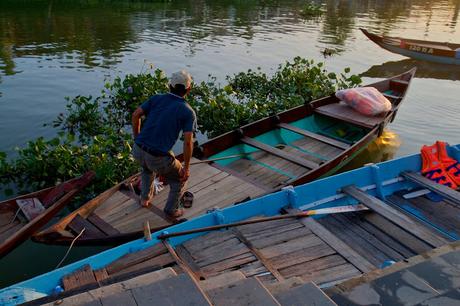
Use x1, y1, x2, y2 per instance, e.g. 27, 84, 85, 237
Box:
181, 131, 194, 181
132, 107, 144, 138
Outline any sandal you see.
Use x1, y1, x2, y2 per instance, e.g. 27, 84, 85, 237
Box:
181, 191, 194, 208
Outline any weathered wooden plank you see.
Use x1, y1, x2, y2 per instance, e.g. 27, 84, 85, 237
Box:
243, 221, 306, 241
106, 243, 168, 275
278, 123, 350, 150
288, 209, 375, 273
67, 214, 106, 238
182, 231, 236, 254
237, 217, 301, 235
233, 228, 284, 281
62, 264, 97, 291
94, 268, 109, 283
88, 214, 120, 236
201, 253, 257, 276
239, 261, 268, 277
343, 185, 448, 247
318, 215, 388, 267
345, 211, 416, 259
175, 245, 204, 280
302, 263, 361, 286
333, 213, 406, 261
280, 254, 347, 279
241, 136, 316, 169
197, 243, 250, 267
110, 253, 175, 278
363, 213, 433, 254
191, 237, 242, 260
270, 243, 336, 270
248, 226, 312, 249
259, 234, 324, 259
402, 171, 460, 206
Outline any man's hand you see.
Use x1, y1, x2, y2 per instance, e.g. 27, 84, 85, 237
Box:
132, 107, 144, 139
180, 166, 190, 182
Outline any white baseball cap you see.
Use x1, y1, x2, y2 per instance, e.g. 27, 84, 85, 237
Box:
170, 70, 192, 89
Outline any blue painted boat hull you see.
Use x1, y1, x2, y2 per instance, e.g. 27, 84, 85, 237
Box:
2, 144, 460, 305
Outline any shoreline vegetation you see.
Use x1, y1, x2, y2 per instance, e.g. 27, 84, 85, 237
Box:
0, 57, 361, 201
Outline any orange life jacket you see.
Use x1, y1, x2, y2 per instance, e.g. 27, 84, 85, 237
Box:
436, 141, 460, 186
421, 144, 458, 189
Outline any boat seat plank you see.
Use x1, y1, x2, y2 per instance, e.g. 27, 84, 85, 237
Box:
109, 253, 175, 278
301, 263, 361, 286
382, 93, 401, 101
87, 214, 120, 236
343, 185, 449, 248
67, 214, 106, 238
315, 103, 384, 129
241, 136, 317, 169
402, 171, 460, 206
390, 79, 409, 92
278, 123, 350, 150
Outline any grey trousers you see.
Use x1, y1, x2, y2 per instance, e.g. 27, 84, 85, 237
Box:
132, 144, 186, 214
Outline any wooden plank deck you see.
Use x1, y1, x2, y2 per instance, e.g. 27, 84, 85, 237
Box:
315, 103, 385, 129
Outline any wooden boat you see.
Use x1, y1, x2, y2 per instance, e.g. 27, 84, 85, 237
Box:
4, 143, 460, 305
0, 172, 94, 258
361, 28, 460, 65
32, 68, 416, 246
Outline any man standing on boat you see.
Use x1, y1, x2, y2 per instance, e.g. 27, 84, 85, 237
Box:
132, 70, 196, 220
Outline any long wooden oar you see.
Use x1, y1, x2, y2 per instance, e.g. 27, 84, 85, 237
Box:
158, 204, 368, 240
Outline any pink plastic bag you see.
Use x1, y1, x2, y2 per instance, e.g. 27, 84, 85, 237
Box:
335, 87, 392, 116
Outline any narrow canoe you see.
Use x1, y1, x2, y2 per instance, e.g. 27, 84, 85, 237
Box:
32, 68, 416, 246
0, 171, 94, 258
361, 28, 460, 65
5, 143, 460, 305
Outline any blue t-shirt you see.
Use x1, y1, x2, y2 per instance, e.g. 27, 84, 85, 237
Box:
135, 93, 197, 154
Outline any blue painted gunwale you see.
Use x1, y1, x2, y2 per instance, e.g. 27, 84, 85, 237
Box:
2, 144, 460, 303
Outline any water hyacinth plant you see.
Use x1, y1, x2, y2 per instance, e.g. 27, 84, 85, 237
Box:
0, 57, 361, 198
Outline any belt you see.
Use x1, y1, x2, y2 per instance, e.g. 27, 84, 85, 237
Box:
136, 143, 171, 157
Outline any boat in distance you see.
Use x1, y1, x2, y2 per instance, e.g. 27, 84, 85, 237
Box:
3, 143, 460, 305
361, 28, 460, 65
0, 171, 94, 258
32, 69, 416, 246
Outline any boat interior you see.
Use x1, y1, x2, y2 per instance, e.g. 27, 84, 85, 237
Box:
33, 73, 413, 245
36, 159, 460, 306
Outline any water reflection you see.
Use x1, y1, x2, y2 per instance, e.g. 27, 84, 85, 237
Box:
341, 130, 402, 172
361, 59, 460, 81
1, 0, 459, 75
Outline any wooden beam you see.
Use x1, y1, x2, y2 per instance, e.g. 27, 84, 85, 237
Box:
382, 93, 401, 101
277, 123, 350, 150
286, 208, 375, 273
342, 185, 448, 248
401, 171, 460, 206
241, 137, 317, 169
163, 241, 213, 304
232, 228, 285, 281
